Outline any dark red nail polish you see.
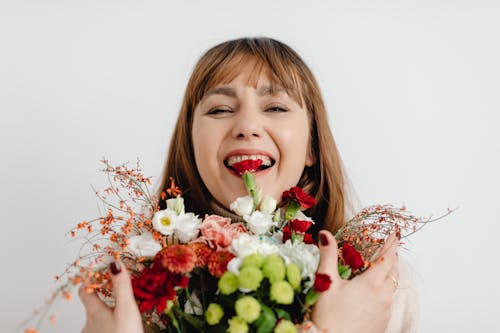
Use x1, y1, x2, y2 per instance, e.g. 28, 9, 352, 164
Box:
110, 261, 122, 275
319, 232, 329, 246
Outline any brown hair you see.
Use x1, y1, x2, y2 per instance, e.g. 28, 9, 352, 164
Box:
157, 37, 354, 234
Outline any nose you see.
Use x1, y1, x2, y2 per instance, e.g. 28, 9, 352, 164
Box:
231, 107, 264, 140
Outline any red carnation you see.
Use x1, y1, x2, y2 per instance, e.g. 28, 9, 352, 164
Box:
187, 242, 213, 268
341, 243, 365, 270
282, 187, 316, 209
132, 265, 188, 314
232, 159, 263, 175
313, 273, 332, 292
207, 249, 235, 278
303, 233, 315, 244
160, 245, 197, 274
282, 225, 292, 242
290, 219, 313, 233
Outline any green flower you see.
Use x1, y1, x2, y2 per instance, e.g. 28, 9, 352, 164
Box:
286, 263, 302, 291
270, 281, 294, 305
227, 316, 249, 333
219, 271, 239, 295
235, 296, 261, 323
238, 266, 264, 291
205, 303, 224, 326
241, 253, 265, 268
274, 319, 297, 333
262, 254, 286, 283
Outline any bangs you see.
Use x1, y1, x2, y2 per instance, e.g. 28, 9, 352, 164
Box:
192, 49, 306, 109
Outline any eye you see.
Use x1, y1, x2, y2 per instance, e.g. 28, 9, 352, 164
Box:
206, 108, 233, 115
266, 105, 288, 113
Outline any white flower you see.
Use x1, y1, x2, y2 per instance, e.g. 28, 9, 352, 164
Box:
152, 208, 180, 236
230, 195, 254, 216
244, 211, 276, 235
173, 213, 202, 243
184, 291, 203, 315
227, 257, 243, 275
166, 196, 185, 215
259, 195, 277, 214
278, 240, 320, 291
127, 232, 162, 259
231, 233, 279, 258
295, 210, 314, 222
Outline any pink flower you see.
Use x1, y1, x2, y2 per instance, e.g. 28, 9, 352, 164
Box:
198, 215, 247, 249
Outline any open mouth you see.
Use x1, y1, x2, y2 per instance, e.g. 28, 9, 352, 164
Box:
224, 154, 275, 175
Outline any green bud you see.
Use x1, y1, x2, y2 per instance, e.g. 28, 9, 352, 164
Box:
218, 271, 239, 295
270, 280, 294, 305
262, 254, 286, 283
286, 263, 302, 291
227, 316, 249, 333
205, 303, 224, 326
274, 319, 298, 333
241, 253, 265, 268
235, 296, 261, 323
238, 266, 264, 291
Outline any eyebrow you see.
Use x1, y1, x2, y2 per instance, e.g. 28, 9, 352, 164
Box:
203, 85, 287, 100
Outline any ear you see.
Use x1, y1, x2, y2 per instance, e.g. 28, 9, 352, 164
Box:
305, 147, 316, 167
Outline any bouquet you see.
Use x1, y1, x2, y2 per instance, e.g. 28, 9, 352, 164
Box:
22, 158, 452, 333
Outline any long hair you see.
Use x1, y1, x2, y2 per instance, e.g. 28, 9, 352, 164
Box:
157, 37, 355, 234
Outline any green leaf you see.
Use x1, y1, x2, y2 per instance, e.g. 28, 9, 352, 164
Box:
254, 304, 277, 333
274, 308, 292, 321
338, 263, 352, 280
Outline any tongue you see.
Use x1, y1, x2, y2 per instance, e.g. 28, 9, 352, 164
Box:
232, 159, 263, 175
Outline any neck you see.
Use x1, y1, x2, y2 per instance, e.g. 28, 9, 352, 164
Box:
209, 200, 245, 223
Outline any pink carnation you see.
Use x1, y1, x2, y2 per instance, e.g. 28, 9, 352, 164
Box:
198, 215, 247, 249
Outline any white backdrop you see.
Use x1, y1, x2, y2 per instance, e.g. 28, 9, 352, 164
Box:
1, 1, 499, 332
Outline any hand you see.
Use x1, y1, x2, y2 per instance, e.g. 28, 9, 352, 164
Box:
79, 260, 144, 333
312, 231, 400, 333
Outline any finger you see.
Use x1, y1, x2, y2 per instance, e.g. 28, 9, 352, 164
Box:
385, 254, 400, 293
372, 232, 398, 261
316, 230, 341, 281
366, 237, 399, 283
78, 285, 108, 316
108, 260, 137, 313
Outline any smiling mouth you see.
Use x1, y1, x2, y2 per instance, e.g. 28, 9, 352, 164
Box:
224, 154, 275, 175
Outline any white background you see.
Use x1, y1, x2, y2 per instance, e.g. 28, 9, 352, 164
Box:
1, 0, 499, 332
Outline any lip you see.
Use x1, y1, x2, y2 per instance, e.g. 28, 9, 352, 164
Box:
224, 149, 275, 161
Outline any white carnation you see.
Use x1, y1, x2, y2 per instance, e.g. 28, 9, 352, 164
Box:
278, 240, 320, 291
244, 211, 276, 235
259, 195, 277, 214
127, 232, 162, 259
231, 233, 279, 258
230, 195, 254, 216
173, 213, 202, 243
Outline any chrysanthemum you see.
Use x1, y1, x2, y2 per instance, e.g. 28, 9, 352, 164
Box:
187, 242, 212, 268
208, 249, 235, 278
160, 245, 197, 274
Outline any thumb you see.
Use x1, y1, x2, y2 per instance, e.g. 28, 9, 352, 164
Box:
316, 230, 341, 281
108, 260, 138, 313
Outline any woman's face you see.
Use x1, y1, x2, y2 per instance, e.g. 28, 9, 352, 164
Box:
191, 65, 314, 209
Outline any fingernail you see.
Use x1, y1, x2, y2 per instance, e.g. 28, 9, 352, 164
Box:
319, 232, 329, 246
110, 261, 122, 275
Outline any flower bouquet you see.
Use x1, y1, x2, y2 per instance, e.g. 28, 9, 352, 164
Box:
22, 158, 452, 333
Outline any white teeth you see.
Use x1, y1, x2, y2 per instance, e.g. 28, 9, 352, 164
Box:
226, 154, 272, 166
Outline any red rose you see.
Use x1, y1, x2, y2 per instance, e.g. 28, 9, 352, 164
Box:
313, 273, 332, 292
341, 243, 365, 270
232, 159, 263, 175
282, 187, 316, 209
290, 219, 313, 233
